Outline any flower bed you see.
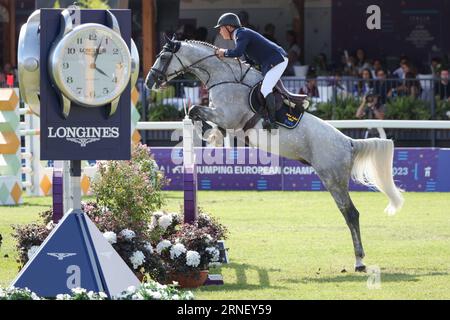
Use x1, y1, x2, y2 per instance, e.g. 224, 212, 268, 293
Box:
10, 143, 229, 294
0, 282, 194, 300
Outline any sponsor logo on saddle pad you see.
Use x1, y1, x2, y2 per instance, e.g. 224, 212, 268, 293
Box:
47, 126, 120, 147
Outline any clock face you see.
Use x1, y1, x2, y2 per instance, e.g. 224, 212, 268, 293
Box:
51, 24, 131, 107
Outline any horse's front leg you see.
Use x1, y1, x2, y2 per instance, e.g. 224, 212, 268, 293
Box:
188, 105, 224, 124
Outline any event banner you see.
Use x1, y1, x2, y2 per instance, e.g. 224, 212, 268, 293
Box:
151, 148, 450, 192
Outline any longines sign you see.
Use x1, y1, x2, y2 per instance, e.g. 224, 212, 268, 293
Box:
47, 126, 120, 147
39, 9, 131, 160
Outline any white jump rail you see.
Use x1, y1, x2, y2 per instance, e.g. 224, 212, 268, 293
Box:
137, 120, 450, 131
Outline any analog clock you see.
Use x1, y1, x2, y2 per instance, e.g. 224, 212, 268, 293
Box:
48, 10, 131, 118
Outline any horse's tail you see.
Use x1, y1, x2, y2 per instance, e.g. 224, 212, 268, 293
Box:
351, 138, 404, 215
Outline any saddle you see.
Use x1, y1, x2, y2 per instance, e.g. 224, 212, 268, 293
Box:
248, 80, 309, 129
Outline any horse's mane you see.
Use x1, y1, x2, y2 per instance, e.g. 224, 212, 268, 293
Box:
181, 39, 262, 82
184, 40, 219, 51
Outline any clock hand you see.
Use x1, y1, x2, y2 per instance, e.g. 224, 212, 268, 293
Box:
94, 37, 104, 64
95, 67, 110, 79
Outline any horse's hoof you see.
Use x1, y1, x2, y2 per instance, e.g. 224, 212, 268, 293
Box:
188, 105, 201, 121
355, 265, 367, 273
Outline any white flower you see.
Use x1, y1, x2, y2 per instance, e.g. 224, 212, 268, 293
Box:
151, 292, 162, 300
132, 293, 144, 300
103, 231, 117, 245
56, 294, 71, 300
170, 243, 186, 260
172, 294, 180, 300
119, 229, 136, 241
156, 240, 172, 254
144, 242, 154, 254
206, 247, 220, 262
204, 234, 213, 244
126, 286, 136, 293
100, 206, 110, 213
186, 250, 201, 267
185, 291, 195, 300
158, 214, 173, 230
27, 246, 40, 260
31, 292, 40, 300
130, 251, 146, 269
149, 215, 159, 231
45, 221, 56, 230
71, 288, 86, 295
99, 292, 108, 299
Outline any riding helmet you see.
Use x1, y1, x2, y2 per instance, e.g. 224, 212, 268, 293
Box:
215, 13, 242, 28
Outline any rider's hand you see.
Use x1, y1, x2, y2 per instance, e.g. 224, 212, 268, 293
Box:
215, 49, 226, 58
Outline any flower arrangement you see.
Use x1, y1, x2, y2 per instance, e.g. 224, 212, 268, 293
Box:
10, 143, 228, 290
0, 282, 194, 300
13, 206, 227, 286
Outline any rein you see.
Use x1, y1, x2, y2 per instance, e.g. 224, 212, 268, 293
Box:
151, 48, 253, 90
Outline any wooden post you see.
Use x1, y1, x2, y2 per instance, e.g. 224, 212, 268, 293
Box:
9, 0, 16, 66
142, 0, 156, 75
292, 0, 305, 63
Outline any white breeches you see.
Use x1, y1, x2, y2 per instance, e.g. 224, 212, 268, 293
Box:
260, 57, 288, 98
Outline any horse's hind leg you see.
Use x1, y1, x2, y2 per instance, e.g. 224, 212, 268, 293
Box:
315, 169, 366, 272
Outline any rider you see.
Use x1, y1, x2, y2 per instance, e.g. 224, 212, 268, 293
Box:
214, 13, 288, 130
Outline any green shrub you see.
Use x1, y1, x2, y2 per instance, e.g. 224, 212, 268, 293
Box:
91, 143, 167, 228
385, 96, 431, 120
312, 97, 360, 120
435, 98, 450, 120
148, 104, 183, 121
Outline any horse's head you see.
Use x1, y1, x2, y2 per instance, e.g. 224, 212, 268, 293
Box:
145, 35, 184, 90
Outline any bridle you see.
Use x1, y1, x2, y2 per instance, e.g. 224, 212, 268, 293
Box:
149, 41, 253, 90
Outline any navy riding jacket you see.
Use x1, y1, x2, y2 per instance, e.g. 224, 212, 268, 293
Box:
224, 27, 287, 75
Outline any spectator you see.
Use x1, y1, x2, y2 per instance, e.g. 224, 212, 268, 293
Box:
356, 93, 385, 120
355, 48, 372, 75
430, 57, 442, 76
312, 53, 329, 76
435, 69, 450, 101
237, 11, 256, 30
334, 71, 350, 98
394, 72, 420, 98
371, 58, 383, 78
284, 50, 301, 76
356, 94, 385, 138
355, 68, 374, 96
373, 69, 393, 104
195, 27, 208, 42
263, 23, 278, 45
177, 24, 196, 40
285, 30, 301, 60
299, 77, 319, 98
343, 56, 358, 77
392, 56, 409, 79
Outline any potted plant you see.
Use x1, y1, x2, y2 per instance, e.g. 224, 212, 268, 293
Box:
150, 211, 228, 288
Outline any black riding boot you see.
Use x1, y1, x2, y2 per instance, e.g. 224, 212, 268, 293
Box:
262, 93, 279, 131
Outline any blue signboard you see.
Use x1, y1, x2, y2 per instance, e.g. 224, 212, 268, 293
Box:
40, 9, 131, 160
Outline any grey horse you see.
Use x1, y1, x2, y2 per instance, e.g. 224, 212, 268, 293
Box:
146, 38, 404, 272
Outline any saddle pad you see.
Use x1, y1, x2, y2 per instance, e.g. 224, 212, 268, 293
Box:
248, 85, 305, 129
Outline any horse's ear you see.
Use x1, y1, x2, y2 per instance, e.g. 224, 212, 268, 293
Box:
171, 34, 177, 42
164, 33, 171, 43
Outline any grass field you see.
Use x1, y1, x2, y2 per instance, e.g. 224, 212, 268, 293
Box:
1, 191, 450, 299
